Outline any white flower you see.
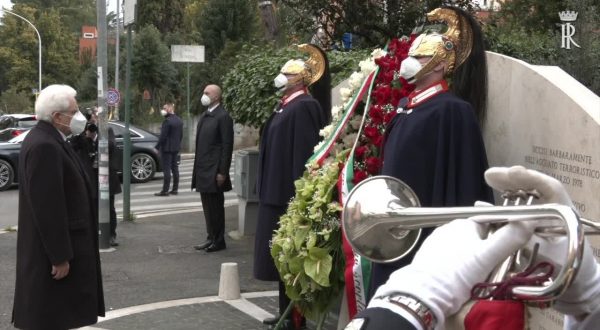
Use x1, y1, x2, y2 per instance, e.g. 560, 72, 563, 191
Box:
331, 105, 342, 121
349, 71, 365, 89
339, 87, 352, 102
313, 140, 325, 153
371, 48, 387, 59
342, 133, 358, 148
359, 59, 377, 74
319, 124, 334, 139
349, 115, 363, 130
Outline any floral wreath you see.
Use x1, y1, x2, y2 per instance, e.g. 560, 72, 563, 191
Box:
270, 37, 415, 326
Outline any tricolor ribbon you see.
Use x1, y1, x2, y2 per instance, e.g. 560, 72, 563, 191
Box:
309, 70, 376, 166
338, 63, 380, 318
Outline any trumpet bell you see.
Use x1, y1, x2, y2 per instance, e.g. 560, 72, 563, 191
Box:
341, 175, 585, 302
343, 175, 422, 263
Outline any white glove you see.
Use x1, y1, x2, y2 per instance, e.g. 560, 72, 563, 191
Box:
486, 166, 600, 320
370, 219, 533, 329
523, 234, 600, 321
484, 165, 574, 208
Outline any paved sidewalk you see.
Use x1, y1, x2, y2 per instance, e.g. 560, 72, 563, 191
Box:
0, 204, 340, 329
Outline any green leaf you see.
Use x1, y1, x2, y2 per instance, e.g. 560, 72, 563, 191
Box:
304, 253, 332, 287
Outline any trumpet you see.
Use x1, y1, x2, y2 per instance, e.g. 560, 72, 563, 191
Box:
341, 175, 595, 302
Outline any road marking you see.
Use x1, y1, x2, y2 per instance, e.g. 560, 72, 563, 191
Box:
94, 291, 278, 323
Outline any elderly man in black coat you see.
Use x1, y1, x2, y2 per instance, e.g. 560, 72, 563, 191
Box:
155, 102, 184, 196
12, 84, 105, 329
191, 84, 234, 252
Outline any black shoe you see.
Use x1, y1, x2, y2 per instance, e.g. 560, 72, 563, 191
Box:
169, 191, 178, 195
110, 237, 119, 247
205, 243, 226, 252
263, 316, 280, 325
194, 240, 212, 250
154, 191, 169, 196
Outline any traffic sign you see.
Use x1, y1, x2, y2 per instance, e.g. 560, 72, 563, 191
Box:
107, 88, 121, 106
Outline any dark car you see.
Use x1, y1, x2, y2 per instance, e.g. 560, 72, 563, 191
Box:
0, 120, 163, 191
0, 114, 37, 142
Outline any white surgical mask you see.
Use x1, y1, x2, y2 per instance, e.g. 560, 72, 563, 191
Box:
399, 56, 423, 83
273, 73, 288, 90
68, 111, 88, 135
201, 94, 211, 106
160, 109, 168, 117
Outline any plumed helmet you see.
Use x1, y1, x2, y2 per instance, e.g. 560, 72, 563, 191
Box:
279, 44, 327, 87
410, 7, 475, 82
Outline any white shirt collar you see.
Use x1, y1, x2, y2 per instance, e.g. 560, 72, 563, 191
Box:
208, 103, 220, 113
56, 127, 67, 141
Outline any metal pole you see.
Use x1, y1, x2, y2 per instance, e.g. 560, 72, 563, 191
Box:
114, 0, 121, 119
186, 62, 190, 119
122, 24, 132, 223
2, 9, 42, 91
97, 0, 111, 249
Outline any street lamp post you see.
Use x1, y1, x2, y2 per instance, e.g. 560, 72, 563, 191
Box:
1, 9, 42, 92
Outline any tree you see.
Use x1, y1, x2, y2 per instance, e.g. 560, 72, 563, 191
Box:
277, 0, 477, 48
137, 0, 185, 35
485, 0, 600, 95
131, 25, 178, 120
196, 0, 259, 60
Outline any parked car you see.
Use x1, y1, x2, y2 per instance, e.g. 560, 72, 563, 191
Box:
0, 120, 162, 191
0, 114, 37, 142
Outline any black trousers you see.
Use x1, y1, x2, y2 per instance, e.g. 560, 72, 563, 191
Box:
109, 193, 117, 237
161, 151, 179, 193
200, 192, 225, 245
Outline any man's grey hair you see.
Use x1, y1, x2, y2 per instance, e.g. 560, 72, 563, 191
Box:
35, 84, 77, 122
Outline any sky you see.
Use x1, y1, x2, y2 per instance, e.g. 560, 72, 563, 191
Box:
0, 0, 119, 17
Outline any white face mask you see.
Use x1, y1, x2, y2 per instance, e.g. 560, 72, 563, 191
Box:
399, 56, 423, 83
201, 94, 212, 107
68, 111, 88, 135
160, 109, 168, 117
273, 73, 288, 90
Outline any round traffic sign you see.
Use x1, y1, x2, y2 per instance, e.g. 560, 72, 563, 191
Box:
107, 88, 121, 106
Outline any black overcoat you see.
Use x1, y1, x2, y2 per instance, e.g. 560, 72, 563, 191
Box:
368, 91, 494, 297
191, 105, 234, 193
253, 94, 327, 280
12, 121, 105, 329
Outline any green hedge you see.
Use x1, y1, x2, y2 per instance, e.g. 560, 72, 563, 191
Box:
222, 45, 371, 128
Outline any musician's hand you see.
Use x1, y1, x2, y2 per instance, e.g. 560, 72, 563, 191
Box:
485, 166, 574, 208
369, 219, 534, 325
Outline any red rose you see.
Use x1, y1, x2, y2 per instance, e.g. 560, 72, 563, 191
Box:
354, 145, 369, 160
372, 135, 384, 148
391, 88, 403, 107
372, 86, 391, 104
363, 126, 379, 139
353, 170, 368, 185
384, 111, 397, 125
365, 157, 382, 174
369, 105, 384, 125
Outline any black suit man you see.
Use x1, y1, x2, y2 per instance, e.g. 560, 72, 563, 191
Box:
12, 84, 105, 329
191, 84, 234, 252
155, 103, 184, 196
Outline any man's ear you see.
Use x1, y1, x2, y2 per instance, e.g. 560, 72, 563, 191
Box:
433, 61, 446, 73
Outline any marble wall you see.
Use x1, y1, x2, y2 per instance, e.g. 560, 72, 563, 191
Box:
483, 51, 600, 330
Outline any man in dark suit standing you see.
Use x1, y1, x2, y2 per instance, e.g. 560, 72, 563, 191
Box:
155, 103, 183, 196
191, 84, 234, 252
69, 109, 122, 246
12, 84, 105, 329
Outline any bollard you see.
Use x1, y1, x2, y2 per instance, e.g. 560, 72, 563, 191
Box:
218, 262, 241, 300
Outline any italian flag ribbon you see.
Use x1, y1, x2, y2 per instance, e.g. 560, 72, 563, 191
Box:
338, 65, 380, 318
308, 70, 376, 166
